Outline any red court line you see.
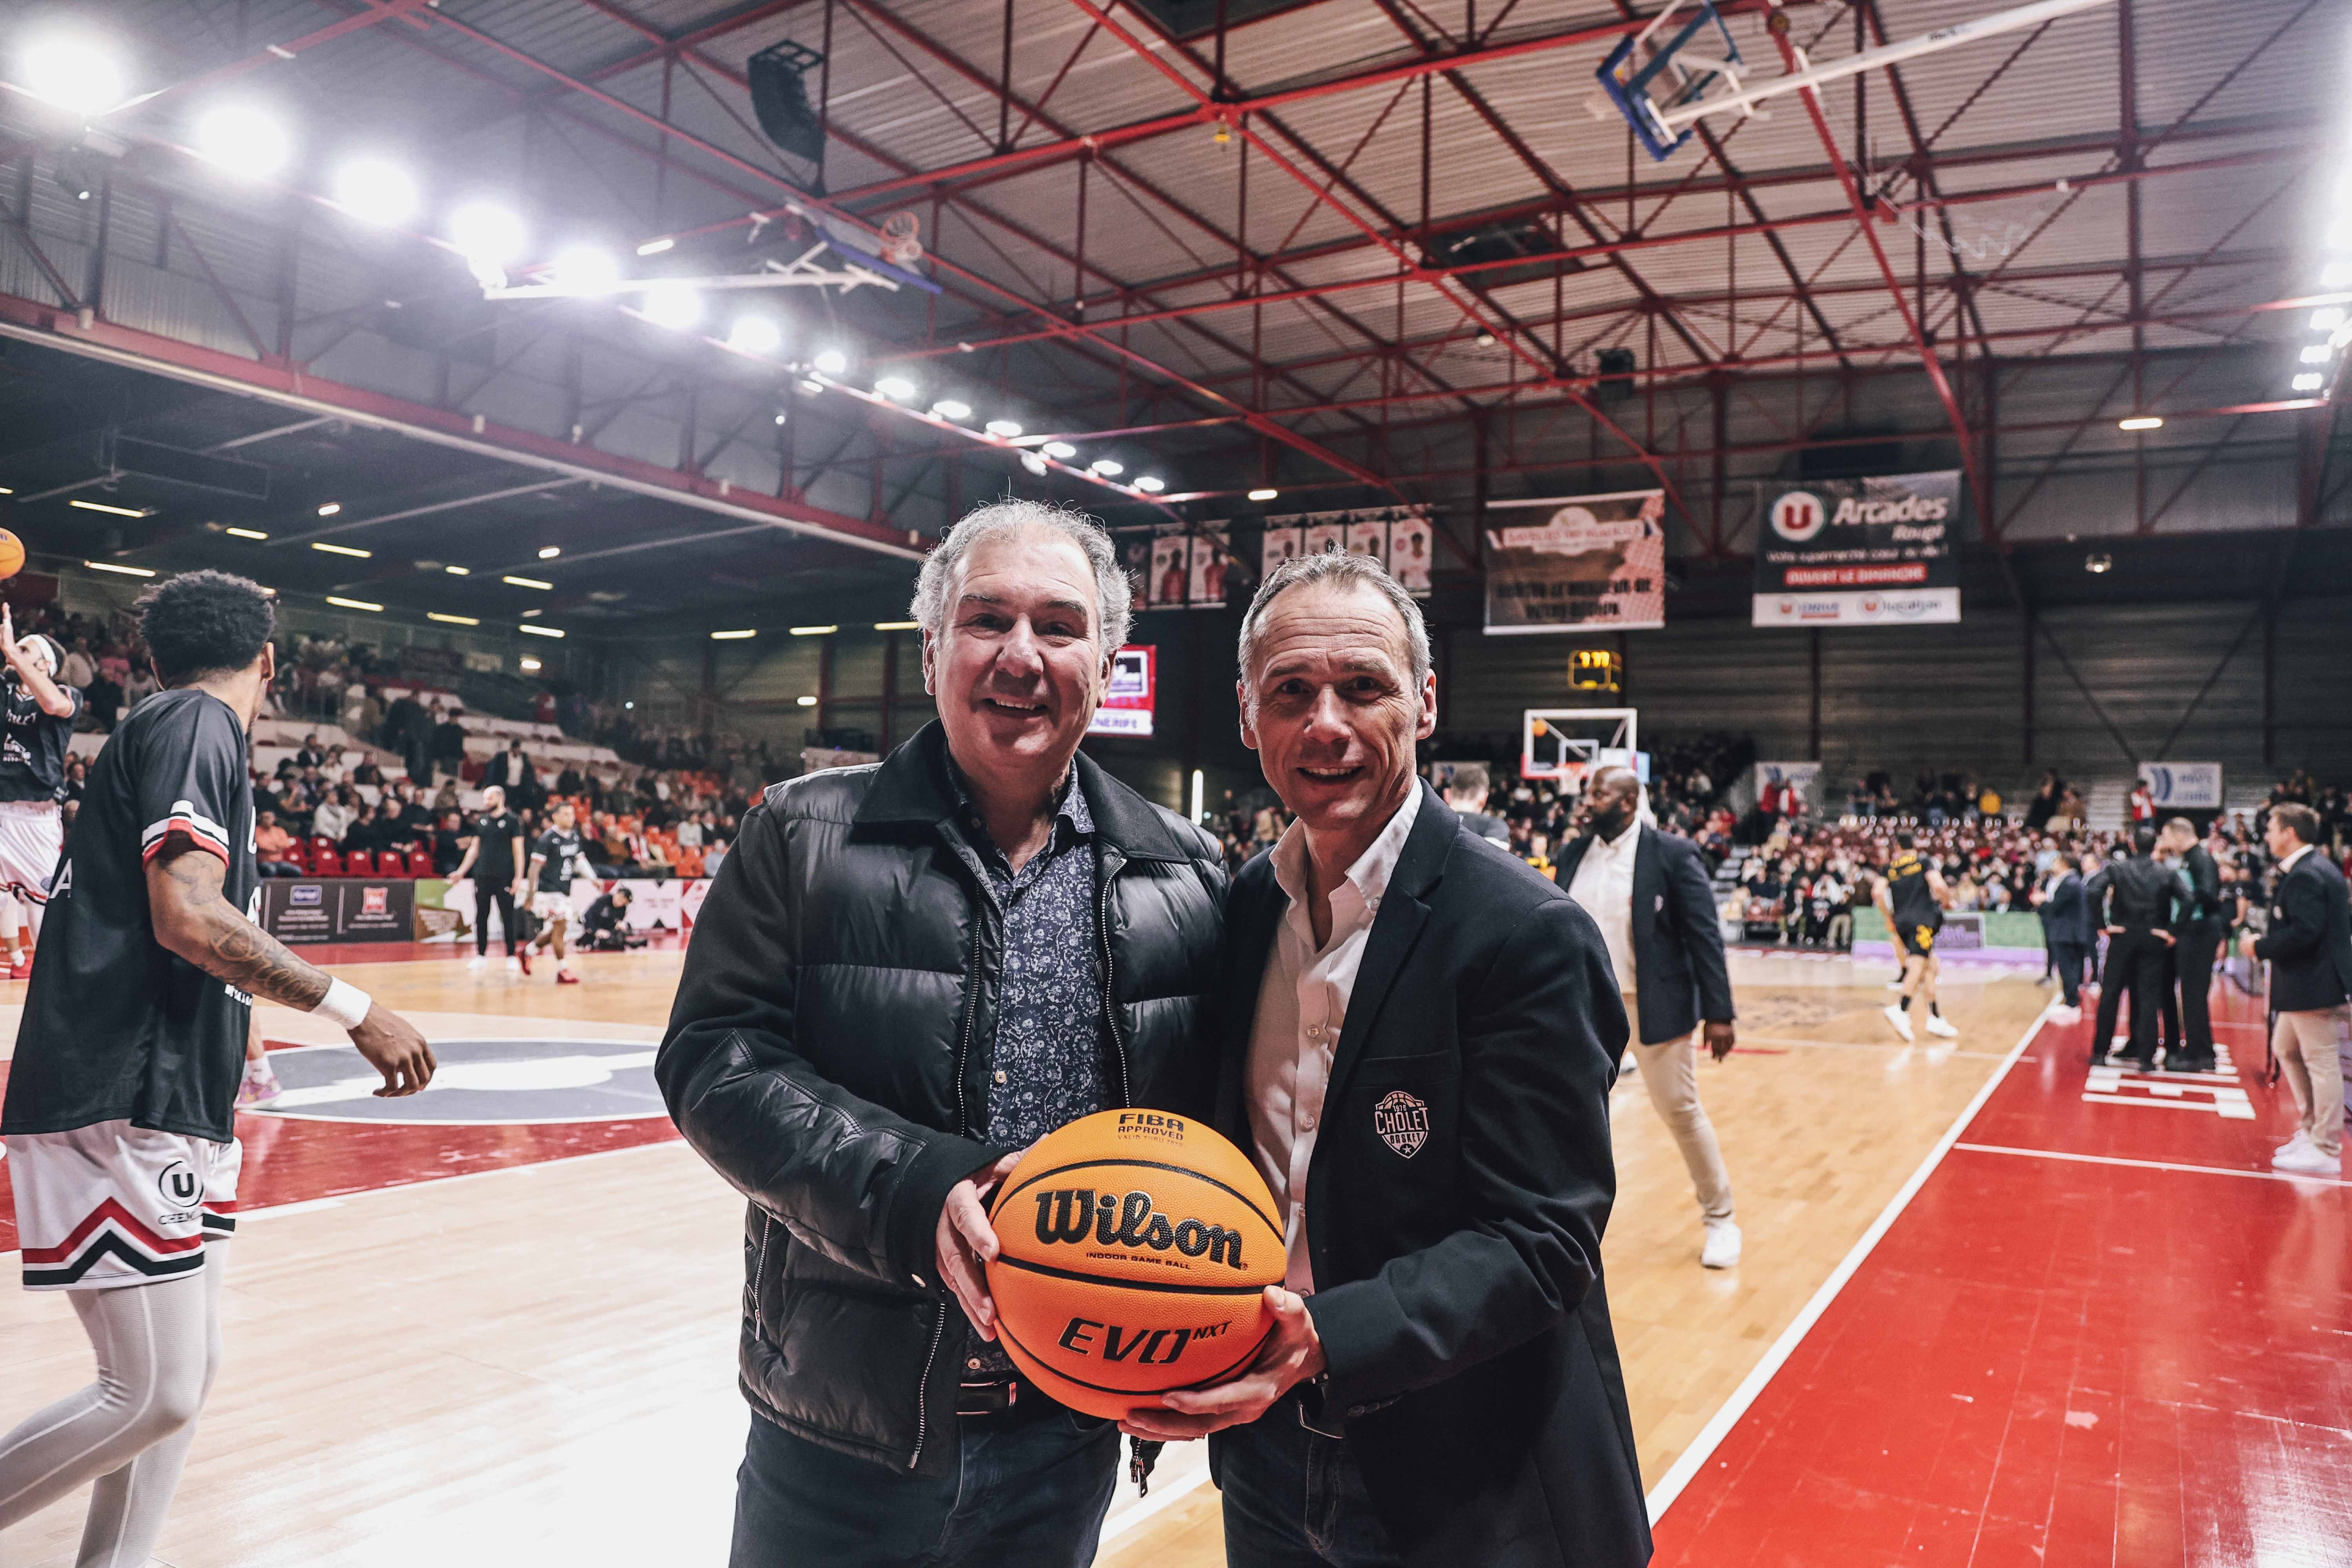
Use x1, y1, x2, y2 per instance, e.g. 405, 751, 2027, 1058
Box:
1651, 986, 2351, 1566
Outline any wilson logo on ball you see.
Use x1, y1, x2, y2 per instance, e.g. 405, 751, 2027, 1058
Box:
1032, 1188, 1249, 1268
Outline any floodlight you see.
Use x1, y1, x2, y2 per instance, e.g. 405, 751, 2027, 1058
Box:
2301, 345, 2332, 365
1020, 452, 1049, 477
450, 202, 526, 267
538, 546, 561, 559
193, 105, 290, 179
2293, 372, 2325, 391
985, 419, 1023, 438
2312, 307, 2347, 332
641, 282, 702, 330
1247, 488, 1279, 501
1134, 475, 1166, 492
931, 399, 973, 420
875, 376, 918, 401
315, 501, 342, 516
2324, 262, 2352, 288
2117, 417, 2162, 432
332, 159, 418, 226
550, 246, 621, 295
1041, 441, 1077, 460
636, 237, 675, 256
1089, 460, 1123, 477
813, 349, 849, 375
727, 315, 782, 354
20, 38, 125, 116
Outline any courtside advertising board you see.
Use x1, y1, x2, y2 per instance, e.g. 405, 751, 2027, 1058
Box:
1751, 471, 1962, 627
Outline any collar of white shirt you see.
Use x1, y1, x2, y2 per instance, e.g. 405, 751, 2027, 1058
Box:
1269, 781, 1423, 942
2281, 843, 2314, 873
1593, 819, 1640, 856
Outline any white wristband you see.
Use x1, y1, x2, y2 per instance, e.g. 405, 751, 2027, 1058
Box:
314, 977, 372, 1033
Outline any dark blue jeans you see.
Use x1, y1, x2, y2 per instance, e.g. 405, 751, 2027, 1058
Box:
730, 1409, 1117, 1568
1219, 1400, 1405, 1568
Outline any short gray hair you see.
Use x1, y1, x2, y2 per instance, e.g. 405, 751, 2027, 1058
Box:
1237, 551, 1431, 697
910, 499, 1132, 658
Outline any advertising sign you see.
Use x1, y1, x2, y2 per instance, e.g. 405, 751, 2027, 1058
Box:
2138, 761, 2223, 811
1752, 470, 1962, 626
261, 879, 418, 945
1483, 490, 1666, 634
1088, 644, 1155, 737
1118, 508, 1434, 613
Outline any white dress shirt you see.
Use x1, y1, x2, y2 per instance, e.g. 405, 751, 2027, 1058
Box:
1246, 784, 1423, 1294
1567, 820, 1641, 992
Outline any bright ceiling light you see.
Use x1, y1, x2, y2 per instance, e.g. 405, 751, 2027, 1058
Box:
193, 105, 290, 180
796, 378, 823, 396
789, 624, 837, 636
326, 595, 383, 612
316, 501, 341, 517
813, 349, 848, 376
874, 620, 919, 631
537, 546, 561, 559
2324, 262, 2352, 288
2312, 307, 2347, 332
332, 159, 418, 226
1020, 452, 1049, 477
1247, 487, 1279, 502
1134, 475, 1166, 492
1089, 459, 1123, 477
519, 657, 543, 671
70, 498, 150, 517
728, 315, 782, 355
874, 376, 917, 401
550, 245, 621, 295
1041, 441, 1076, 460
636, 236, 675, 256
985, 419, 1023, 438
503, 574, 552, 590
796, 695, 817, 707
2292, 371, 2325, 392
312, 541, 370, 558
2117, 416, 2162, 432
225, 526, 268, 540
2298, 343, 2330, 364
641, 281, 702, 331
83, 560, 154, 578
427, 612, 481, 626
711, 629, 757, 640
518, 623, 565, 638
932, 399, 972, 420
20, 38, 126, 116
450, 201, 526, 266
445, 564, 470, 575
2082, 552, 2112, 575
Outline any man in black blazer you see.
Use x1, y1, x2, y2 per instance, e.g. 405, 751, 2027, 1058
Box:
2035, 853, 2097, 1018
2254, 803, 2352, 1176
1120, 554, 1649, 1567
1555, 765, 1742, 1269
2158, 818, 2226, 1071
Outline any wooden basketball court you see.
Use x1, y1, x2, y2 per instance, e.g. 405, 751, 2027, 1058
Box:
2, 946, 2049, 1566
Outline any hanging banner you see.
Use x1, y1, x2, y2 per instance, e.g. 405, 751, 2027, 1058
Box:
1116, 507, 1436, 612
1089, 645, 1156, 737
1388, 511, 1434, 594
1482, 490, 1666, 635
1751, 470, 1962, 626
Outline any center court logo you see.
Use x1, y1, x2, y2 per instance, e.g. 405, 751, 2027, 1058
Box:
1769, 491, 1827, 543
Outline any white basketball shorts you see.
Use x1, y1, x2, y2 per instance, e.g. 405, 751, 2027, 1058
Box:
531, 890, 573, 922
7, 1120, 241, 1290
0, 798, 63, 904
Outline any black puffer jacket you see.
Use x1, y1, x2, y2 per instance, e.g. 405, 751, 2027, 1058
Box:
657, 723, 1226, 1476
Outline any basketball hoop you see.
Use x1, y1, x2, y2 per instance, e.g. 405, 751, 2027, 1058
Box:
879, 211, 924, 268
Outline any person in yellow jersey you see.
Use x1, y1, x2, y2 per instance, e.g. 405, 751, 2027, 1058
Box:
1878, 832, 1956, 1042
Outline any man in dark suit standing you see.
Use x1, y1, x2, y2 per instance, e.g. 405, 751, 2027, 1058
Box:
2036, 853, 2097, 1020
1439, 760, 1510, 848
2254, 803, 2352, 1176
1120, 553, 1649, 1567
2085, 827, 2179, 1071
1556, 764, 1742, 1270
2158, 817, 2225, 1072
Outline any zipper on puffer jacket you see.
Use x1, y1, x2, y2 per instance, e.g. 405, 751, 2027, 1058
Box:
1095, 862, 1132, 1106
917, 890, 990, 1470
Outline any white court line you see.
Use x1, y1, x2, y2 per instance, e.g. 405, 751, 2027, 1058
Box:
2080, 1092, 2255, 1119
1643, 999, 2054, 1524
0, 1132, 685, 1265
1953, 1142, 2352, 1190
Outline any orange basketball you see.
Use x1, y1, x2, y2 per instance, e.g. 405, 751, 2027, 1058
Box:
0, 530, 24, 581
985, 1109, 1285, 1419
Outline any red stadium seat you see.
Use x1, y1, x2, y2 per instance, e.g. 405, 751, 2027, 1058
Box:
405, 850, 434, 879
310, 849, 344, 877
342, 850, 375, 877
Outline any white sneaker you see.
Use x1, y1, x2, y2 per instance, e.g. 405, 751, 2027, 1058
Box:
1924, 1013, 1958, 1039
1882, 1003, 1915, 1043
466, 955, 486, 973
2049, 1004, 2082, 1023
505, 956, 523, 974
2272, 1140, 2342, 1176
2275, 1131, 2314, 1159
1700, 1220, 1742, 1269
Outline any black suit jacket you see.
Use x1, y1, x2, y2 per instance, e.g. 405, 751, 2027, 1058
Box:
2177, 845, 2224, 932
2040, 873, 2096, 948
2256, 849, 2352, 1012
1554, 824, 1736, 1046
1207, 784, 1650, 1567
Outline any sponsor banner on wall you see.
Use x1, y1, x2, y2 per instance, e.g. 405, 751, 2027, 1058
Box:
1752, 470, 1962, 627
2139, 761, 2223, 810
261, 879, 419, 944
1482, 490, 1666, 635
1089, 644, 1156, 737
1119, 508, 1435, 611
434, 877, 714, 941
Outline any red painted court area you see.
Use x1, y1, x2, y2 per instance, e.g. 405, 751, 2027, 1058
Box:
1654, 987, 2352, 1567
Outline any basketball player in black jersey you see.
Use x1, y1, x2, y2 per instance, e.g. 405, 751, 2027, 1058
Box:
522, 798, 586, 984
1877, 833, 1958, 1042
0, 604, 83, 978
0, 572, 435, 1566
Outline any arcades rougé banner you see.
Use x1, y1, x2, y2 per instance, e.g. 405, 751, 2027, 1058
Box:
1751, 470, 1963, 628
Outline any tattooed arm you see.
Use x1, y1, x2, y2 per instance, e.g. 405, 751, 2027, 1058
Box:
145, 839, 436, 1096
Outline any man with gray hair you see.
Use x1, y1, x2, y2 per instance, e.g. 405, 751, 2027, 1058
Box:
660, 499, 1227, 1566
1119, 552, 1650, 1566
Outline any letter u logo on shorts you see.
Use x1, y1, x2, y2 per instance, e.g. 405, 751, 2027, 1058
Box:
157, 1160, 203, 1207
